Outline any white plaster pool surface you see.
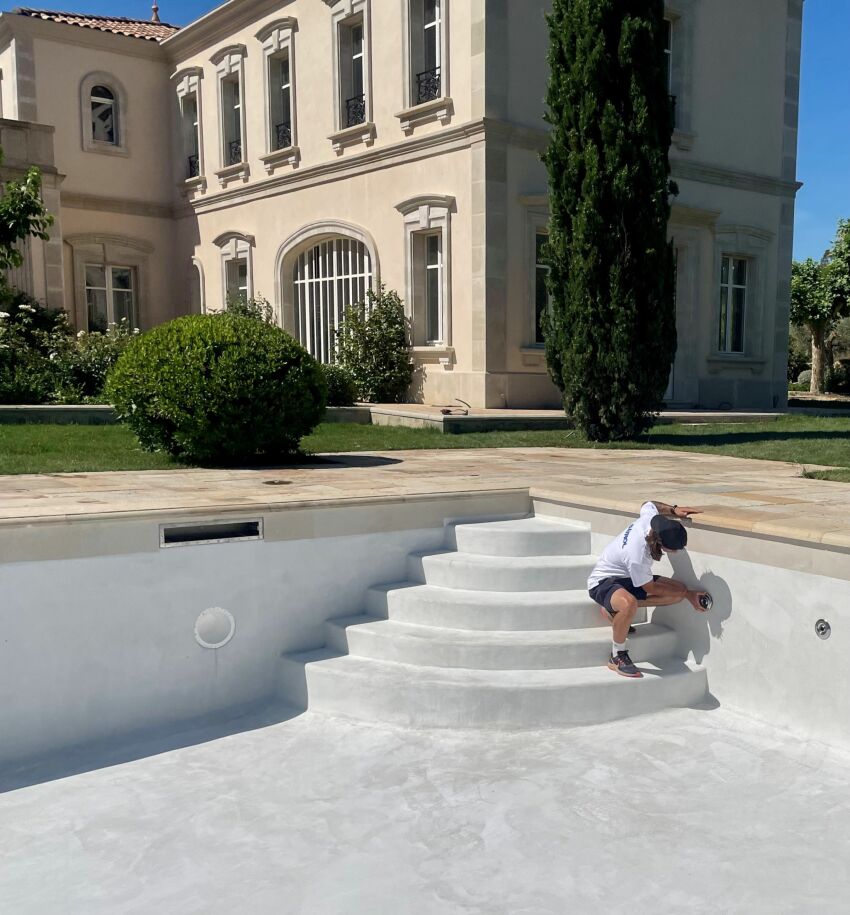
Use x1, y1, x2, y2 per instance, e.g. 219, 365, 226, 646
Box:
2, 706, 848, 914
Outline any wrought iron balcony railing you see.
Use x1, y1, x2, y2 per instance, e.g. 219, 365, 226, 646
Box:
275, 121, 292, 150
345, 94, 366, 128
416, 66, 441, 104
187, 154, 200, 179
228, 139, 242, 165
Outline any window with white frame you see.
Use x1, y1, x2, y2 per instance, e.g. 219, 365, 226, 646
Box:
174, 68, 204, 184
269, 51, 293, 150
396, 195, 453, 348
410, 0, 442, 105
182, 93, 201, 178
258, 19, 299, 168
91, 85, 119, 145
340, 15, 366, 127
534, 231, 551, 346
216, 233, 254, 307
718, 256, 747, 353
85, 264, 135, 332
222, 75, 242, 165
211, 46, 247, 176
663, 19, 673, 93
226, 257, 249, 301
412, 232, 443, 344
663, 18, 676, 127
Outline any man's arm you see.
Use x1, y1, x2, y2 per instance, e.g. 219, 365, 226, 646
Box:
651, 501, 703, 519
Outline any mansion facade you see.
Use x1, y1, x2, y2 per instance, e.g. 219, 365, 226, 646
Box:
0, 0, 803, 408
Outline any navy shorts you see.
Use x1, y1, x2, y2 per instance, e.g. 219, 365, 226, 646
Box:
589, 576, 661, 614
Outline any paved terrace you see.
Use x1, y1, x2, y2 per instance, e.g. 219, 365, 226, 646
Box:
1, 448, 849, 549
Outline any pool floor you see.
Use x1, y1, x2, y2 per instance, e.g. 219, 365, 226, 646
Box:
2, 706, 847, 914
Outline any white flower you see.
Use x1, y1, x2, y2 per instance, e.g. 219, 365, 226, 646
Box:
49, 352, 58, 361
0, 312, 9, 319
77, 330, 86, 338
19, 304, 35, 313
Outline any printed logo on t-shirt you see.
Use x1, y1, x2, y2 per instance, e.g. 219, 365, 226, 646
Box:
622, 524, 634, 547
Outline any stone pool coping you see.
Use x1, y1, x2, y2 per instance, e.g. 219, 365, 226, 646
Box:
1, 448, 849, 564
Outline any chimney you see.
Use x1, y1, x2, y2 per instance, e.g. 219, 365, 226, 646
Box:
151, 3, 161, 23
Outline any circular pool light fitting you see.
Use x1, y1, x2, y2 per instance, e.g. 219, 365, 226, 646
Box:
815, 619, 832, 641
195, 607, 236, 649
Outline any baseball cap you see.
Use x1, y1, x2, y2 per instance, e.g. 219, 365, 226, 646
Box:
650, 514, 688, 550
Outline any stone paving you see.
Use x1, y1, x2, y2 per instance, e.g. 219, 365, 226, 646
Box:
1, 448, 849, 548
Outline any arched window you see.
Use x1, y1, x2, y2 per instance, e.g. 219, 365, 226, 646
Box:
91, 85, 118, 145
292, 238, 372, 363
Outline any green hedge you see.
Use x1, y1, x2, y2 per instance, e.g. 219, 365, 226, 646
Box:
107, 314, 327, 463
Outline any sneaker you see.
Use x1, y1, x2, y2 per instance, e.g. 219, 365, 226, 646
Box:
598, 606, 636, 635
607, 651, 643, 679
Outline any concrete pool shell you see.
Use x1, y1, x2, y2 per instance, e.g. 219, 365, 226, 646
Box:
2, 449, 850, 912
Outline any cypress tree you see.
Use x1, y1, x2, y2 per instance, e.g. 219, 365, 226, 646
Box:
543, 0, 677, 441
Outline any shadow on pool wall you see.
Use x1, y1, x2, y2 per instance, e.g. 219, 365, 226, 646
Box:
657, 552, 734, 665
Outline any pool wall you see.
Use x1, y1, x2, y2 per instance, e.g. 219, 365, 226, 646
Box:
0, 491, 527, 767
535, 495, 850, 749
2, 486, 848, 767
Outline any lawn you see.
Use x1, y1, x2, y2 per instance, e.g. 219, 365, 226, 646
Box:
1, 415, 850, 480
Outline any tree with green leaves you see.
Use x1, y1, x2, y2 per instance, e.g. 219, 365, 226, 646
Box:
791, 220, 850, 394
543, 0, 677, 441
0, 149, 54, 279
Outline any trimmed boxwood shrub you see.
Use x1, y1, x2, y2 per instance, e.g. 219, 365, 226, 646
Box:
322, 363, 358, 406
107, 314, 327, 463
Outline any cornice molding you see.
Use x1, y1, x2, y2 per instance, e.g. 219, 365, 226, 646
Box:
64, 232, 156, 254
671, 159, 801, 199
171, 65, 204, 83
210, 43, 246, 65
61, 191, 174, 220
163, 0, 289, 60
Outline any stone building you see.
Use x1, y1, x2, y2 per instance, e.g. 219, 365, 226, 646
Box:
0, 1, 803, 409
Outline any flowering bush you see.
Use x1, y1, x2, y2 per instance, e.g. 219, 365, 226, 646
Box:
0, 288, 138, 404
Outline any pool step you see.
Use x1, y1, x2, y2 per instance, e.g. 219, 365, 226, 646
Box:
279, 513, 705, 729
408, 551, 597, 592
325, 616, 675, 670
366, 583, 650, 631
446, 516, 592, 557
280, 651, 708, 729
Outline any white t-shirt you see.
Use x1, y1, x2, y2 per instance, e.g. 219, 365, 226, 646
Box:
587, 502, 659, 590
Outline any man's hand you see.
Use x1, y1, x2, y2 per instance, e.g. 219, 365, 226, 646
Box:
673, 506, 702, 519
651, 501, 703, 520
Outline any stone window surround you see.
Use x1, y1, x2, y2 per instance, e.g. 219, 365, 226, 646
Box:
274, 219, 381, 334
324, 0, 376, 154
210, 44, 249, 187
191, 257, 206, 314
65, 234, 153, 331
396, 0, 453, 135
521, 197, 550, 351
665, 1, 696, 151
707, 225, 774, 375
396, 195, 454, 355
79, 71, 129, 157
256, 18, 301, 174
214, 231, 255, 307
173, 67, 206, 194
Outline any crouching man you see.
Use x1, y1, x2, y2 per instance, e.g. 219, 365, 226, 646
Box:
588, 501, 711, 679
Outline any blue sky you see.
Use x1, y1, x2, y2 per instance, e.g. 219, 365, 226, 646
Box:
1, 0, 845, 262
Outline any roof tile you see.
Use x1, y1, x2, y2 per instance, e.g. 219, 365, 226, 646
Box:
12, 7, 179, 42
